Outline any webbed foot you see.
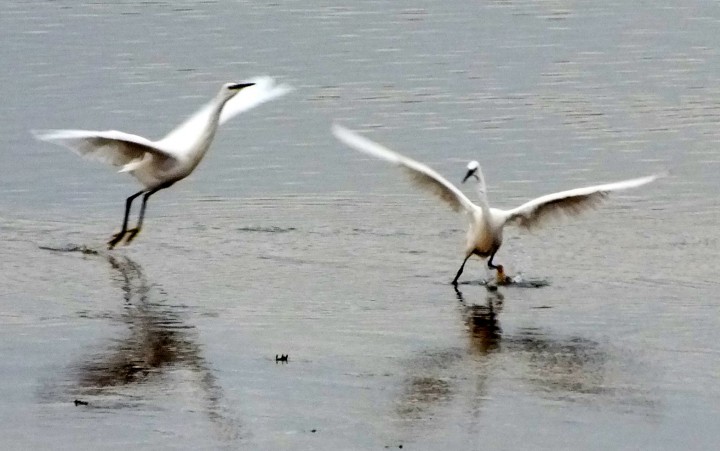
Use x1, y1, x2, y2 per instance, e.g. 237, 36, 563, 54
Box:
495, 264, 509, 285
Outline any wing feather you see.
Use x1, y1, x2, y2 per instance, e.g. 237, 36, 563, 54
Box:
219, 76, 293, 125
503, 174, 661, 229
156, 76, 292, 153
32, 129, 176, 169
332, 124, 476, 213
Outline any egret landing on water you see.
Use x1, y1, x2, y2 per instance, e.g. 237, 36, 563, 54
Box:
33, 76, 292, 249
332, 124, 663, 286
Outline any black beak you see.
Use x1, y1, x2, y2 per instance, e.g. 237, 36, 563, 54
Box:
462, 170, 474, 184
228, 82, 255, 90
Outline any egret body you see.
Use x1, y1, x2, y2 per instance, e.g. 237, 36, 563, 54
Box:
34, 77, 291, 248
332, 124, 661, 285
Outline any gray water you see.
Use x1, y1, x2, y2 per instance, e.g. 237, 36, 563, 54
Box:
1, 1, 719, 449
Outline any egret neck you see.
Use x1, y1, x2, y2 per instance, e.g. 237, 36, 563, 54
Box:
186, 89, 239, 169
473, 166, 491, 222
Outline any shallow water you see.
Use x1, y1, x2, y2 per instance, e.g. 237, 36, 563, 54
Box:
1, 1, 719, 450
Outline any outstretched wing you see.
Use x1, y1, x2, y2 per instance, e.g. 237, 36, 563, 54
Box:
32, 129, 176, 170
332, 124, 476, 213
219, 76, 293, 125
157, 76, 292, 154
502, 174, 661, 230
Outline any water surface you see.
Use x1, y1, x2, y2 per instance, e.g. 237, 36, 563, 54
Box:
1, 1, 719, 449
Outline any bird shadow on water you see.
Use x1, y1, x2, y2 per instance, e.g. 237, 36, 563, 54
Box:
395, 286, 659, 437
38, 246, 243, 443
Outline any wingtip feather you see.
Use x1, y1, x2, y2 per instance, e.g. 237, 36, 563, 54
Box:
331, 123, 403, 164
244, 75, 293, 98
31, 129, 64, 142
217, 76, 292, 126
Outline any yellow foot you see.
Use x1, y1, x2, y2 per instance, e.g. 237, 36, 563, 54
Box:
107, 231, 126, 250
123, 227, 141, 245
495, 265, 509, 285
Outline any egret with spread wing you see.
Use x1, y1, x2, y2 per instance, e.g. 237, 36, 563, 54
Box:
34, 77, 291, 248
332, 124, 661, 285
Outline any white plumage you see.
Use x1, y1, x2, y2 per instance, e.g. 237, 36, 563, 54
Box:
332, 124, 662, 285
33, 76, 291, 248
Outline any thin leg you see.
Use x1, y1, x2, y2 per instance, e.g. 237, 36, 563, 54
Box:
486, 250, 508, 284
124, 184, 168, 244
452, 253, 473, 285
487, 251, 498, 270
108, 190, 145, 249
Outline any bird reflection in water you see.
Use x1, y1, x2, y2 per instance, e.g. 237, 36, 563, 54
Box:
455, 285, 503, 356
456, 285, 622, 397
76, 255, 197, 388
65, 252, 241, 441
396, 288, 503, 422
396, 286, 656, 433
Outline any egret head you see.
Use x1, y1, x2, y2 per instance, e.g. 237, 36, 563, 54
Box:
462, 160, 481, 183
221, 82, 255, 99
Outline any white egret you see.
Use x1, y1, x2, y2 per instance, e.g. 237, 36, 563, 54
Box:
33, 76, 291, 248
332, 124, 661, 285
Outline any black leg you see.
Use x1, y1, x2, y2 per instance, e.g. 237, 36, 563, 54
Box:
486, 250, 509, 284
108, 190, 145, 249
452, 253, 473, 285
487, 251, 498, 270
124, 184, 168, 245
